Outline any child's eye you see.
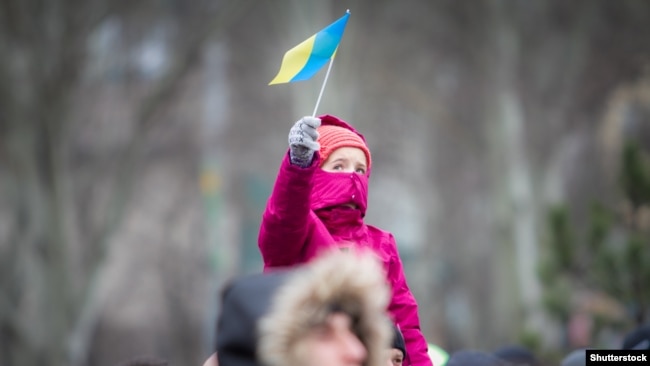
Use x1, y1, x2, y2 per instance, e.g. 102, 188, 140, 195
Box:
355, 168, 365, 174
333, 165, 343, 170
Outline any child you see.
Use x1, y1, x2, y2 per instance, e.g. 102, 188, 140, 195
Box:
258, 114, 432, 366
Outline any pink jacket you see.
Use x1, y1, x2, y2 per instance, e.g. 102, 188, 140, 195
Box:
258, 115, 432, 366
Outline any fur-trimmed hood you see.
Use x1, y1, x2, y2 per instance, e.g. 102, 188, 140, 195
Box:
216, 249, 393, 366
258, 249, 393, 366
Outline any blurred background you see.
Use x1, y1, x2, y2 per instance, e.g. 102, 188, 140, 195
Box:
1, 0, 649, 365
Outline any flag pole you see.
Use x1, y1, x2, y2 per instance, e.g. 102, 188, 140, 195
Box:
312, 9, 349, 117
312, 56, 335, 117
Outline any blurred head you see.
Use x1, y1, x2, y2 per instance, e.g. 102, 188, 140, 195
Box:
447, 350, 507, 366
259, 249, 392, 366
560, 349, 586, 366
387, 348, 404, 366
493, 345, 539, 366
317, 124, 371, 174
387, 325, 406, 366
298, 312, 367, 366
216, 250, 392, 366
622, 324, 650, 350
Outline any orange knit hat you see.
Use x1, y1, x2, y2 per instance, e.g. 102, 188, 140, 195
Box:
317, 125, 372, 170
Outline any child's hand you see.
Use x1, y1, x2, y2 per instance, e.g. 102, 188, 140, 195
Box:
288, 116, 321, 167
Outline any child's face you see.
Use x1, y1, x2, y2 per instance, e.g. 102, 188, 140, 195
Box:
321, 147, 368, 174
387, 348, 404, 366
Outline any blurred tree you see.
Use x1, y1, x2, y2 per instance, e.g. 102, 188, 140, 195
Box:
539, 141, 650, 349
0, 1, 251, 365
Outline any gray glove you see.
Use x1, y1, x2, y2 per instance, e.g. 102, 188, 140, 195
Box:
288, 116, 321, 167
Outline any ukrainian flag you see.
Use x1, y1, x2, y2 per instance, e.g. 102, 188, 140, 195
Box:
269, 11, 350, 85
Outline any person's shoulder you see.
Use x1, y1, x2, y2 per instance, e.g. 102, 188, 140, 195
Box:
366, 224, 394, 239
365, 225, 398, 252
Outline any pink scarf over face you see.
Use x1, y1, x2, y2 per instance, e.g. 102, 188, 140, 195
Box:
310, 168, 369, 244
311, 168, 369, 214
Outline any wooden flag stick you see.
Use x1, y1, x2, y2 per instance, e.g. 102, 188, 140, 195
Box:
312, 56, 335, 117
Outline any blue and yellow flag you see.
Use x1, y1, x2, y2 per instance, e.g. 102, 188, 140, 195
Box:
269, 11, 350, 85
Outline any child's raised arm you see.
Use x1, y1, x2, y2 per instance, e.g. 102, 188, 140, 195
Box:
287, 116, 321, 168
258, 117, 321, 268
